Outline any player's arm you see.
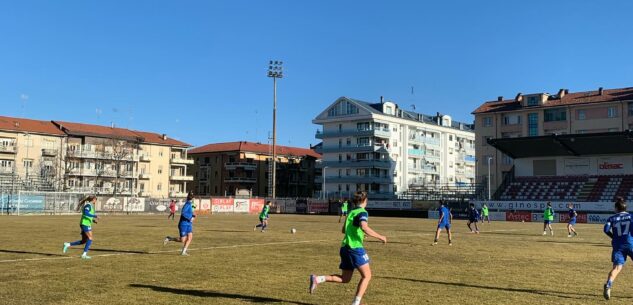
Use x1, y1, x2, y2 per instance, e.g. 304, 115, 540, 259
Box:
360, 221, 387, 243
449, 211, 453, 224
438, 213, 445, 224
573, 210, 578, 218
604, 222, 614, 239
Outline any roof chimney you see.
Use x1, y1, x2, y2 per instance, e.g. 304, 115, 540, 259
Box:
515, 93, 523, 102
558, 89, 566, 98
380, 96, 384, 103
497, 96, 503, 102
564, 89, 569, 94
111, 122, 115, 128
14, 121, 19, 128
162, 134, 167, 140
599, 87, 604, 95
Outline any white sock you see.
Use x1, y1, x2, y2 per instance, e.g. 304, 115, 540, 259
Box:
351, 296, 362, 305
316, 276, 326, 284
182, 246, 188, 253
82, 252, 87, 256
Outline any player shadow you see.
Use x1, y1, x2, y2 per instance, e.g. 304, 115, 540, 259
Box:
130, 284, 316, 304
378, 276, 629, 300
534, 240, 610, 247
0, 249, 64, 257
205, 229, 252, 233
90, 248, 149, 254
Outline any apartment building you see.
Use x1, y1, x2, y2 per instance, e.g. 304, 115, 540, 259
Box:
0, 116, 67, 192
472, 86, 633, 194
188, 141, 320, 198
313, 97, 476, 199
0, 115, 192, 198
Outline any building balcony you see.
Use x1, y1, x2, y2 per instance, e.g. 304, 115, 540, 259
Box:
0, 144, 16, 154
0, 167, 14, 174
225, 177, 257, 183
424, 165, 439, 174
41, 148, 58, 156
170, 174, 194, 181
139, 191, 151, 197
424, 137, 441, 146
319, 144, 389, 154
324, 176, 393, 184
67, 186, 133, 195
320, 160, 392, 169
407, 166, 424, 173
169, 191, 188, 198
315, 128, 391, 139
407, 148, 425, 157
139, 173, 151, 179
139, 154, 151, 162
66, 150, 138, 161
225, 162, 257, 171
171, 157, 194, 165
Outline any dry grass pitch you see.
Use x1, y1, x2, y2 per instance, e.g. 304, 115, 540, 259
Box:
0, 214, 631, 305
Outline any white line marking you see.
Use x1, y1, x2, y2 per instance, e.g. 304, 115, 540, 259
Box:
0, 228, 533, 264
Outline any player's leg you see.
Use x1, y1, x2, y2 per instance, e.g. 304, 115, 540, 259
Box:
353, 263, 372, 305
262, 219, 268, 231
433, 227, 441, 245
181, 232, 193, 255
447, 227, 453, 245
81, 230, 93, 259
543, 221, 547, 235
548, 223, 554, 235
487, 215, 490, 223
467, 221, 473, 232
255, 218, 264, 230
474, 221, 480, 233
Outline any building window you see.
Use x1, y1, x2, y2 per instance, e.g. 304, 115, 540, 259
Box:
346, 138, 351, 146
608, 106, 617, 118
23, 159, 33, 168
503, 115, 522, 125
544, 108, 566, 122
528, 113, 538, 136
482, 117, 492, 127
157, 183, 162, 191
577, 110, 586, 120
527, 96, 539, 106
449, 135, 453, 141
502, 154, 513, 165
628, 102, 633, 116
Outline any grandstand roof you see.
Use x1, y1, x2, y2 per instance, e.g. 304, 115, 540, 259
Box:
488, 131, 633, 158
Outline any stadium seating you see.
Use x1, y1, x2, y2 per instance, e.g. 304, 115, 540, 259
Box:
498, 175, 633, 202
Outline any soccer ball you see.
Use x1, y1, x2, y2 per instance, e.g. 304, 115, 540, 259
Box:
290, 228, 297, 234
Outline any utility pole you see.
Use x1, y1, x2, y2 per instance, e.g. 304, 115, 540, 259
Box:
267, 60, 283, 199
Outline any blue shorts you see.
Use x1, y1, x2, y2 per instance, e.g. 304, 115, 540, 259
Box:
259, 216, 269, 222
339, 246, 369, 270
80, 225, 92, 233
179, 223, 193, 237
544, 220, 552, 225
468, 218, 478, 223
568, 219, 577, 226
438, 222, 451, 230
341, 211, 348, 216
612, 246, 633, 265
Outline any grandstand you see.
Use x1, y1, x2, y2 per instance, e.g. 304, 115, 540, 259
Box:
489, 131, 633, 203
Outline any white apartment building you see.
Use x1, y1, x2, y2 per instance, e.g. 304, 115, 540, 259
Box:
313, 97, 476, 199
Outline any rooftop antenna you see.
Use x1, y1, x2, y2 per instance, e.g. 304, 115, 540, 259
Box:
20, 94, 28, 117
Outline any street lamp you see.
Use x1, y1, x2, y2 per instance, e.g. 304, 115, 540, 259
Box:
322, 166, 328, 200
487, 156, 493, 200
267, 60, 283, 199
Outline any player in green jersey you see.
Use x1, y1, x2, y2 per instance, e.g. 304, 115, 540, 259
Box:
254, 201, 271, 232
543, 202, 555, 236
309, 191, 387, 305
62, 195, 98, 260
339, 199, 349, 223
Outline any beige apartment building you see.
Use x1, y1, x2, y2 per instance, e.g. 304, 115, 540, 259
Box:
0, 115, 192, 198
472, 86, 633, 195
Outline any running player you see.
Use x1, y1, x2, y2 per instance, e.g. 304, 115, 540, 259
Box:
62, 195, 98, 260
338, 199, 349, 223
481, 203, 490, 224
254, 201, 271, 232
433, 201, 453, 245
163, 193, 196, 256
603, 197, 633, 300
467, 203, 480, 234
308, 191, 387, 305
567, 203, 578, 238
168, 200, 176, 220
543, 202, 555, 236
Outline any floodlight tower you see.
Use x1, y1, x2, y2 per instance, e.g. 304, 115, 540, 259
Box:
267, 60, 283, 199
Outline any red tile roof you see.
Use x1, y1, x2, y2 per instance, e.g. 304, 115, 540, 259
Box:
0, 116, 66, 135
130, 130, 190, 147
472, 87, 633, 114
189, 141, 321, 158
52, 121, 190, 146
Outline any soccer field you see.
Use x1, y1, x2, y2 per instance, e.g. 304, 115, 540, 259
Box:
0, 214, 631, 305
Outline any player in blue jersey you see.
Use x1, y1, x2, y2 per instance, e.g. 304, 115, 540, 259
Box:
466, 203, 480, 234
433, 201, 453, 245
603, 197, 633, 300
163, 193, 196, 256
567, 203, 578, 238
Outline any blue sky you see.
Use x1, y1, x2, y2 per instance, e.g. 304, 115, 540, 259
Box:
2, 1, 633, 148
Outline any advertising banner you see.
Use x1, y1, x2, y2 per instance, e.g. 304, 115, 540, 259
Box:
17, 195, 45, 212
474, 201, 614, 212
559, 213, 587, 223
98, 197, 124, 212
296, 199, 307, 214
211, 197, 234, 213
147, 198, 171, 213
197, 199, 211, 215
532, 213, 559, 223
249, 198, 265, 214
506, 211, 532, 222
123, 197, 145, 212
233, 199, 250, 213
367, 200, 412, 210
587, 214, 612, 224
308, 200, 329, 214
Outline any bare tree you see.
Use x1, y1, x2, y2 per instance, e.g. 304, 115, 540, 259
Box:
109, 137, 139, 197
